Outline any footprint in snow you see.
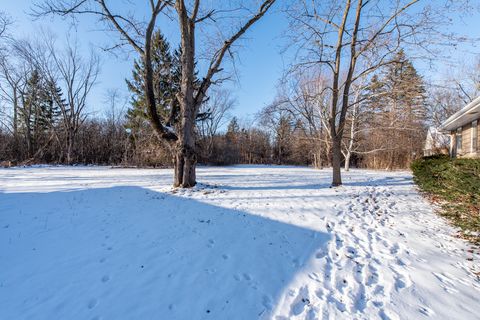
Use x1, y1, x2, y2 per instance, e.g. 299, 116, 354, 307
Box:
391, 267, 412, 290
379, 308, 400, 320
290, 286, 311, 316
292, 258, 301, 268
207, 239, 215, 248
308, 272, 321, 283
87, 298, 98, 309
326, 221, 335, 232
390, 243, 401, 255
332, 296, 347, 313
101, 275, 110, 283
419, 306, 435, 317
262, 295, 273, 310
335, 234, 344, 249
432, 272, 459, 293
315, 287, 324, 299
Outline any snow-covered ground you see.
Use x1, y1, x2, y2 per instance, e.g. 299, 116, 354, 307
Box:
0, 166, 479, 320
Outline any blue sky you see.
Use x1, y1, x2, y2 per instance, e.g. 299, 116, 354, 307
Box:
2, 1, 287, 121
2, 1, 479, 123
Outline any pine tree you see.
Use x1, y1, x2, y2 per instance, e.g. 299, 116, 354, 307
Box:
18, 69, 62, 157
226, 117, 240, 143
38, 80, 63, 130
125, 31, 177, 129
125, 30, 204, 133
362, 50, 427, 169
274, 115, 293, 164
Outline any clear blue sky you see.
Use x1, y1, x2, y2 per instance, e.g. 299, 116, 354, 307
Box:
2, 1, 287, 122
2, 1, 479, 123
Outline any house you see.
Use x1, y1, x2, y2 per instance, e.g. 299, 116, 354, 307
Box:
440, 96, 480, 158
424, 127, 449, 156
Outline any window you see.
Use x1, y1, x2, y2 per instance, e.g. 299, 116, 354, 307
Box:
473, 120, 478, 152
456, 127, 462, 155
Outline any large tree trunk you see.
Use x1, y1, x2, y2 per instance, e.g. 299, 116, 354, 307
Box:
173, 114, 197, 188
331, 136, 343, 186
174, 1, 198, 188
173, 146, 196, 188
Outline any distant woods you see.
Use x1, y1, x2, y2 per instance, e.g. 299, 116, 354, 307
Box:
0, 2, 478, 176
0, 37, 441, 169
0, 28, 474, 170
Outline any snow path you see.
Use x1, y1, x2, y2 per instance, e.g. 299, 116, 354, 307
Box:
0, 166, 479, 320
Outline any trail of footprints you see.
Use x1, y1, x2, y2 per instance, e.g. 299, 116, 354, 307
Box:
282, 186, 413, 320
169, 182, 476, 318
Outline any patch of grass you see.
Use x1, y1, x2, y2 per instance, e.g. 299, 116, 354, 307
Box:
411, 155, 480, 244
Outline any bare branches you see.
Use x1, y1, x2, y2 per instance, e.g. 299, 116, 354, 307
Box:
282, 0, 435, 184
194, 0, 277, 107
33, 1, 176, 55
34, 0, 179, 141
34, 0, 277, 186
96, 0, 144, 54
0, 11, 12, 40
194, 9, 215, 23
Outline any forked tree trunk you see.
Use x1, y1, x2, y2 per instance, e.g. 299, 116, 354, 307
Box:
331, 136, 343, 186
173, 150, 197, 187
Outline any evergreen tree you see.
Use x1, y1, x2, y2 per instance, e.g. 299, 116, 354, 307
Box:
226, 117, 240, 136
362, 50, 427, 169
383, 50, 427, 120
18, 69, 62, 156
125, 31, 177, 129
274, 115, 293, 164
125, 30, 204, 133
38, 80, 63, 130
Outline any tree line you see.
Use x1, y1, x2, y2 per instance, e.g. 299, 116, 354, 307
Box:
0, 1, 478, 188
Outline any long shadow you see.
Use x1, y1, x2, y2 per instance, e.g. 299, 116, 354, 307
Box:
220, 183, 331, 191
0, 186, 330, 320
216, 176, 413, 191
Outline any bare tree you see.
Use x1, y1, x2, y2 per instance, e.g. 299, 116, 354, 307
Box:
198, 88, 234, 158
0, 12, 15, 133
35, 0, 276, 187
286, 0, 438, 186
342, 84, 362, 171
452, 58, 480, 104
0, 56, 25, 138
0, 11, 11, 43
46, 39, 100, 164
12, 36, 99, 163
104, 88, 127, 127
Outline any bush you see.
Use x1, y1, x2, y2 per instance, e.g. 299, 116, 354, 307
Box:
411, 155, 480, 243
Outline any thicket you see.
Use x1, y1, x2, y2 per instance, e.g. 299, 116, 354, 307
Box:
411, 155, 480, 243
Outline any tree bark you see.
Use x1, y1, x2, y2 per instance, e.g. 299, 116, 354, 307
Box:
173, 110, 197, 188
173, 144, 196, 188
174, 0, 198, 188
66, 131, 74, 164
331, 136, 343, 186
344, 151, 351, 171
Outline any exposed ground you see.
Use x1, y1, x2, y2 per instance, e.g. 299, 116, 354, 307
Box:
0, 166, 479, 319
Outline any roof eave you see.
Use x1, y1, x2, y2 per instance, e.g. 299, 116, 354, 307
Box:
439, 96, 480, 132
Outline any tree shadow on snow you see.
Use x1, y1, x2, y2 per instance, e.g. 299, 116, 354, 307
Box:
0, 186, 330, 320
216, 176, 413, 191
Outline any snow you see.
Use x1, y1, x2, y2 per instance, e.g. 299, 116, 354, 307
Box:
0, 166, 479, 320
